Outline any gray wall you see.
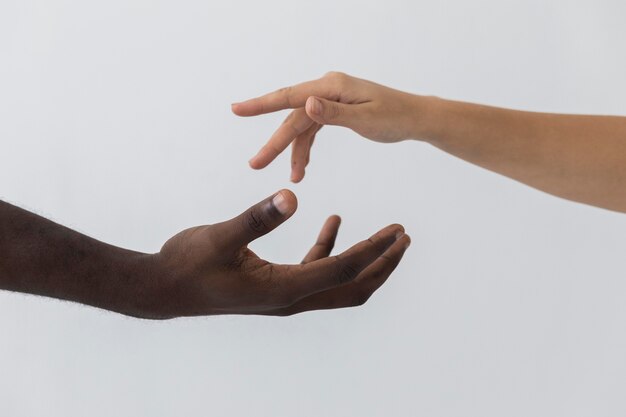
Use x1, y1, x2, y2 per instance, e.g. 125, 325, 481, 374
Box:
1, 0, 626, 415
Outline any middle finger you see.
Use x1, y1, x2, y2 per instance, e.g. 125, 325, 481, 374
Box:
249, 108, 314, 169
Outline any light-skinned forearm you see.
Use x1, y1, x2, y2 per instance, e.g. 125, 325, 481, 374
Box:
414, 96, 626, 212
233, 71, 626, 210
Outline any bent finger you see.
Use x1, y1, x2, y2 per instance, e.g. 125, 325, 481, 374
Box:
213, 189, 297, 251
290, 123, 321, 183
249, 108, 314, 169
265, 234, 411, 316
284, 223, 405, 299
301, 215, 342, 264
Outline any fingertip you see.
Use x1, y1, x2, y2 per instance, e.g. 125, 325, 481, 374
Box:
402, 234, 411, 249
374, 223, 404, 240
328, 214, 342, 224
290, 168, 305, 183
272, 189, 298, 217
232, 100, 261, 117
305, 96, 324, 121
248, 151, 272, 170
323, 214, 341, 232
248, 157, 261, 169
390, 224, 405, 239
231, 102, 247, 116
248, 160, 267, 170
305, 96, 316, 113
328, 216, 342, 235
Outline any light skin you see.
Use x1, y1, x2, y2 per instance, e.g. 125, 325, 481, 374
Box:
233, 71, 626, 213
0, 190, 410, 319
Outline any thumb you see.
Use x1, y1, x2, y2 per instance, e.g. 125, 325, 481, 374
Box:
305, 96, 360, 127
216, 189, 298, 250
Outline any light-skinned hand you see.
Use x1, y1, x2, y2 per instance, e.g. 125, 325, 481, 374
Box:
232, 72, 429, 182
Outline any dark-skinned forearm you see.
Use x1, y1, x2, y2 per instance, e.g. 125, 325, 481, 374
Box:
415, 97, 626, 213
0, 201, 154, 316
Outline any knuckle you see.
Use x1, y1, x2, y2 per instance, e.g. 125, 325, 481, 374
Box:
324, 71, 347, 81
324, 71, 349, 88
365, 235, 389, 252
277, 86, 294, 107
313, 241, 330, 251
284, 121, 301, 137
282, 110, 295, 124
282, 112, 307, 135
332, 255, 359, 285
317, 238, 334, 251
326, 103, 343, 121
243, 206, 268, 234
379, 254, 395, 264
263, 142, 281, 157
358, 237, 379, 253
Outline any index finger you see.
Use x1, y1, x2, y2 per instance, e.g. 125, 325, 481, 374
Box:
232, 78, 336, 116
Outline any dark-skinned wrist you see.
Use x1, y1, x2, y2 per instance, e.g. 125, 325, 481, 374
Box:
97, 250, 169, 320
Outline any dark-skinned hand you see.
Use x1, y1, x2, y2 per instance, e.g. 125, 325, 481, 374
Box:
141, 190, 410, 318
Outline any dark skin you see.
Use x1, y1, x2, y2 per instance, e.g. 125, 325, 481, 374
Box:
0, 190, 410, 319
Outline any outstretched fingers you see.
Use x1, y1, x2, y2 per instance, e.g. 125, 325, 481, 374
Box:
281, 223, 405, 302
269, 232, 411, 316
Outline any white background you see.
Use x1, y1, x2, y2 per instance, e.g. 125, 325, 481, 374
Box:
2, 0, 626, 416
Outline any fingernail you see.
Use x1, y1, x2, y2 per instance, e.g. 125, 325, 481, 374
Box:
395, 230, 405, 240
272, 192, 290, 215
404, 235, 412, 249
308, 97, 322, 116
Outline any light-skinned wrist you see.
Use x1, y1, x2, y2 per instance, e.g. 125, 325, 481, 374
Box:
405, 94, 447, 142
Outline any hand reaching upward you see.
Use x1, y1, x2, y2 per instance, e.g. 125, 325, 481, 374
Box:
151, 189, 411, 318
